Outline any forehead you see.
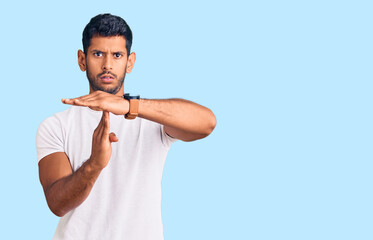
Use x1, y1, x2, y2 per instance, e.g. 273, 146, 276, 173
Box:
89, 36, 127, 52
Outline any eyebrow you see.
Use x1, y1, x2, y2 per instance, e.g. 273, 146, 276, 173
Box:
91, 49, 126, 54
113, 51, 126, 54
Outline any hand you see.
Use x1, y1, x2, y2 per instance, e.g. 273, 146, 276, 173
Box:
62, 91, 129, 115
89, 111, 118, 170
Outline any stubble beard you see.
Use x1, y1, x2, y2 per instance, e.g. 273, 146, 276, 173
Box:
86, 66, 126, 95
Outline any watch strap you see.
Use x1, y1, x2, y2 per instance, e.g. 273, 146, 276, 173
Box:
125, 98, 139, 119
123, 93, 140, 119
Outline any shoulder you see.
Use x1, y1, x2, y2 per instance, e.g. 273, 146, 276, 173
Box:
38, 106, 84, 127
37, 106, 82, 138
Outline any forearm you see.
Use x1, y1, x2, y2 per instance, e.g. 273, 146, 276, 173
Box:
45, 159, 102, 217
62, 92, 216, 141
138, 98, 216, 141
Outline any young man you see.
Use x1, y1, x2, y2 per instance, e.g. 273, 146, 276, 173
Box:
37, 13, 216, 240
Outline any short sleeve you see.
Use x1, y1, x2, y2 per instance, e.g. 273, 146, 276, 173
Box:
160, 124, 178, 148
36, 116, 64, 163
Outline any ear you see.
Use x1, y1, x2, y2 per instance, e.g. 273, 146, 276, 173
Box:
126, 52, 136, 73
78, 50, 86, 72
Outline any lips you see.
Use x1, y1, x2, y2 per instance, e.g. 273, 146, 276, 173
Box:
100, 74, 115, 83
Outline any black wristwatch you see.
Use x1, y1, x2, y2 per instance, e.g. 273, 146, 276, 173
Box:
123, 93, 140, 119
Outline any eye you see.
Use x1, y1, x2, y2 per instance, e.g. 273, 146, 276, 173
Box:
114, 53, 122, 58
94, 51, 103, 57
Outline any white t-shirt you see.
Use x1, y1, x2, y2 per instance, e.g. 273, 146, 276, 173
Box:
36, 106, 177, 240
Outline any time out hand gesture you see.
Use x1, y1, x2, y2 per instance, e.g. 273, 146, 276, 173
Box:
90, 111, 118, 170
62, 91, 129, 115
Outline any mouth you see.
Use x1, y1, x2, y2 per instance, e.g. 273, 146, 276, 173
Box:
100, 74, 115, 83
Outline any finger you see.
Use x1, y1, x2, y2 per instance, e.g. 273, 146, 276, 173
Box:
94, 110, 106, 136
102, 111, 110, 138
73, 98, 89, 106
62, 93, 91, 103
77, 92, 98, 100
89, 106, 103, 111
109, 132, 118, 142
72, 99, 102, 110
79, 91, 111, 102
61, 98, 75, 105
82, 99, 102, 106
61, 98, 88, 107
78, 91, 106, 100
74, 98, 104, 111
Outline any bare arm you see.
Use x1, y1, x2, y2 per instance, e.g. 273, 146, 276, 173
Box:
38, 111, 118, 217
62, 91, 217, 141
138, 98, 216, 141
39, 153, 102, 217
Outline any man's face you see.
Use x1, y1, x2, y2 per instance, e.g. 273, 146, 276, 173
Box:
78, 36, 135, 95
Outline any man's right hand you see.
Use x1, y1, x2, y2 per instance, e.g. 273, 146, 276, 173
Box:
89, 111, 118, 170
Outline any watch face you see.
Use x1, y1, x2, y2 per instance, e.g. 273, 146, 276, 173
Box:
123, 93, 140, 100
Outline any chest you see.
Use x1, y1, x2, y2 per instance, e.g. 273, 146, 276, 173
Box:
62, 116, 165, 173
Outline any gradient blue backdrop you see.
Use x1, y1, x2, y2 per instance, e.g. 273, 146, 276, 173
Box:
1, 0, 372, 239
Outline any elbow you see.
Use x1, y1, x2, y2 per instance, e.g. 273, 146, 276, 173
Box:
52, 207, 68, 217
51, 209, 66, 218
201, 110, 217, 138
47, 201, 67, 217
207, 111, 217, 135
45, 192, 68, 217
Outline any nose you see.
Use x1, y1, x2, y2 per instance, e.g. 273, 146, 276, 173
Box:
102, 55, 112, 70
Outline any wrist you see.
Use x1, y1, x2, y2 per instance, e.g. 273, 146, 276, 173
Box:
121, 97, 130, 115
86, 156, 106, 173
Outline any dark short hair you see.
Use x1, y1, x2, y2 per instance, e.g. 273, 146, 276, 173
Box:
82, 13, 133, 55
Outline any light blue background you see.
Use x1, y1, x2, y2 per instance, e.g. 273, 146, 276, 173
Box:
0, 0, 372, 239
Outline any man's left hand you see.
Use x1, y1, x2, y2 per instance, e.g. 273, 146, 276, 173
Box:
62, 91, 129, 115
